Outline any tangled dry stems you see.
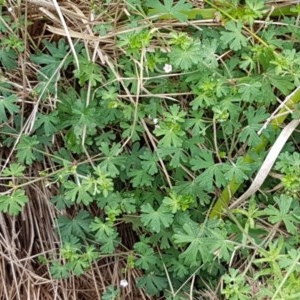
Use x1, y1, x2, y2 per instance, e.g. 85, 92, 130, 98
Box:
0, 0, 155, 299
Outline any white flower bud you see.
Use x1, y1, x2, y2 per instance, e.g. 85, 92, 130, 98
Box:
120, 279, 128, 287
163, 64, 172, 73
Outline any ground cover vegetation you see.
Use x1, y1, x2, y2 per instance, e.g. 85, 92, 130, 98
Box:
1, 0, 300, 299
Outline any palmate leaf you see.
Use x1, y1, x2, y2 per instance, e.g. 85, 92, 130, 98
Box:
263, 195, 299, 234
129, 169, 154, 187
34, 111, 59, 136
90, 217, 115, 239
134, 242, 158, 270
50, 261, 70, 279
149, 230, 173, 249
140, 149, 159, 175
206, 228, 234, 261
141, 203, 173, 233
224, 157, 251, 183
275, 152, 300, 174
2, 163, 25, 177
157, 146, 188, 168
102, 286, 120, 300
119, 193, 137, 213
154, 123, 185, 147
16, 135, 40, 165
239, 106, 269, 147
30, 39, 72, 78
98, 142, 125, 177
267, 73, 294, 95
191, 149, 227, 189
97, 231, 120, 254
167, 256, 189, 279
0, 189, 28, 215
136, 273, 168, 296
63, 180, 93, 205
0, 94, 19, 123
220, 21, 248, 51
238, 81, 262, 103
173, 220, 218, 266
74, 56, 102, 86
169, 42, 202, 70
279, 249, 300, 271
69, 259, 90, 276
57, 210, 92, 240
146, 0, 192, 22
0, 47, 18, 69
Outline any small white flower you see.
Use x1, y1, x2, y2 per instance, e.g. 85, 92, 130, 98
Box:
8, 7, 13, 12
163, 64, 172, 73
153, 118, 158, 125
120, 279, 128, 288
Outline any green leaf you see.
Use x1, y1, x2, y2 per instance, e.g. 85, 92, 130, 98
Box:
129, 169, 154, 187
90, 217, 115, 239
267, 73, 294, 95
224, 157, 251, 183
169, 42, 202, 70
278, 249, 300, 271
136, 273, 168, 296
141, 203, 174, 233
2, 163, 25, 177
97, 231, 120, 254
51, 194, 73, 210
69, 258, 90, 276
173, 221, 216, 266
207, 228, 234, 261
98, 142, 125, 177
164, 105, 187, 123
0, 189, 28, 215
162, 192, 194, 213
220, 21, 248, 51
146, 0, 192, 22
102, 286, 120, 300
119, 194, 137, 213
63, 180, 93, 205
140, 150, 159, 175
57, 211, 92, 240
275, 152, 300, 174
0, 94, 19, 123
239, 106, 269, 147
134, 242, 158, 270
34, 111, 59, 136
83, 245, 99, 262
74, 55, 102, 86
167, 256, 189, 279
244, 0, 265, 24
190, 149, 227, 189
0, 47, 18, 69
16, 135, 40, 165
31, 39, 71, 78
64, 100, 97, 138
238, 81, 262, 103
263, 195, 299, 234
50, 261, 70, 279
154, 123, 185, 147
149, 230, 173, 249
222, 268, 251, 300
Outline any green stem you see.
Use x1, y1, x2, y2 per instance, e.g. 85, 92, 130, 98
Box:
209, 86, 300, 219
